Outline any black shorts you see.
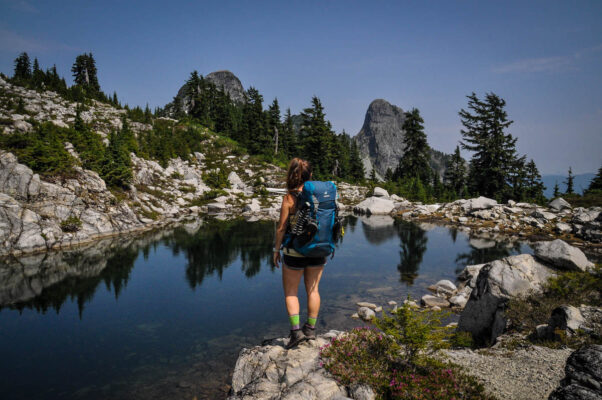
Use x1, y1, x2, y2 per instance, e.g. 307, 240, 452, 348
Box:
283, 254, 326, 270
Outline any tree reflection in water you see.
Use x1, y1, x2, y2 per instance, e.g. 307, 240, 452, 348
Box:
166, 219, 275, 288
454, 237, 522, 273
0, 219, 275, 315
395, 220, 428, 285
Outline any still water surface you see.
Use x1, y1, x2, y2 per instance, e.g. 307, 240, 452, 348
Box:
0, 216, 531, 399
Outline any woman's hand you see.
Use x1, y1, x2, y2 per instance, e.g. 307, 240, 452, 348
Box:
273, 251, 281, 268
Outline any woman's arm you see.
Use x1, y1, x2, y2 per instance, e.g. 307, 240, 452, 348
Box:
273, 194, 291, 268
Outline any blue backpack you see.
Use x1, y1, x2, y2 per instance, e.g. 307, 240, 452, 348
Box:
283, 181, 341, 258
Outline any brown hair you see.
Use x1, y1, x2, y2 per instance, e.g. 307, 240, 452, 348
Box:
286, 158, 312, 192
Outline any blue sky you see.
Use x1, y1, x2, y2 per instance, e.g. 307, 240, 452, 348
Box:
1, 0, 601, 174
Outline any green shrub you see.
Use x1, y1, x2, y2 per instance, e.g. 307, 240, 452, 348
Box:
373, 298, 453, 364
202, 169, 230, 189
60, 216, 82, 232
188, 189, 228, 206
450, 331, 474, 348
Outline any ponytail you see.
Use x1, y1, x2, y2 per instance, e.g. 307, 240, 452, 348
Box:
286, 158, 312, 192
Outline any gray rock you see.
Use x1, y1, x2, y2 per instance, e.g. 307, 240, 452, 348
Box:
353, 197, 395, 215
458, 264, 485, 288
462, 196, 498, 213
555, 222, 573, 233
229, 331, 348, 400
533, 239, 594, 271
548, 345, 602, 400
421, 294, 450, 308
433, 279, 457, 294
228, 171, 245, 191
356, 302, 378, 310
549, 305, 585, 333
532, 209, 557, 221
372, 187, 389, 197
549, 197, 572, 211
243, 199, 261, 213
458, 254, 555, 345
358, 307, 376, 321
349, 384, 376, 400
449, 294, 468, 308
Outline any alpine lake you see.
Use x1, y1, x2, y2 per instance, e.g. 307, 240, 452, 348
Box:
0, 215, 533, 400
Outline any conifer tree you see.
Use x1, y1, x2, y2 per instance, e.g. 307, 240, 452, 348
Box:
281, 108, 298, 158
585, 165, 602, 194
240, 87, 270, 155
370, 168, 377, 183
71, 53, 101, 96
385, 168, 393, 182
459, 92, 519, 199
553, 181, 560, 198
101, 130, 133, 188
267, 98, 281, 154
443, 145, 466, 196
13, 52, 32, 82
564, 167, 574, 194
349, 140, 365, 182
394, 108, 431, 183
524, 159, 546, 202
300, 96, 333, 177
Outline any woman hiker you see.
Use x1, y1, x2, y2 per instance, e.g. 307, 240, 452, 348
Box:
273, 158, 326, 349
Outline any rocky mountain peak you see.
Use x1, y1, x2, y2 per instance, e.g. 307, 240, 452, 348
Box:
354, 99, 452, 179
354, 99, 407, 178
204, 70, 246, 104
171, 70, 246, 116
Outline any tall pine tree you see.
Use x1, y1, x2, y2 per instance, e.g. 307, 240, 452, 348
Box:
13, 52, 32, 82
443, 145, 466, 196
564, 167, 574, 194
459, 92, 519, 200
394, 108, 431, 183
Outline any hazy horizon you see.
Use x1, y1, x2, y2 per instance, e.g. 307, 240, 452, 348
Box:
1, 0, 601, 175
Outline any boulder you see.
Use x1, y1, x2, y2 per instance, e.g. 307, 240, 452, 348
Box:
458, 263, 486, 288
532, 209, 557, 221
228, 171, 246, 191
449, 294, 468, 308
358, 307, 376, 321
421, 294, 450, 308
555, 222, 572, 233
549, 305, 585, 333
372, 187, 389, 197
429, 279, 457, 296
533, 239, 594, 271
462, 196, 498, 213
458, 254, 555, 345
243, 199, 261, 213
353, 197, 395, 215
548, 345, 602, 400
548, 198, 572, 211
349, 384, 376, 400
356, 302, 378, 310
228, 331, 347, 400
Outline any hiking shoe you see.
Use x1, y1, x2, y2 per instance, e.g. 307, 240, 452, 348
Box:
302, 323, 316, 340
285, 329, 306, 349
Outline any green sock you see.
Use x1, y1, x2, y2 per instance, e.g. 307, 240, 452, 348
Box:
307, 316, 317, 328
289, 314, 300, 330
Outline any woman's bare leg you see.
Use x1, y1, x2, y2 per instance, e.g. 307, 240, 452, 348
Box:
304, 266, 324, 321
282, 266, 304, 318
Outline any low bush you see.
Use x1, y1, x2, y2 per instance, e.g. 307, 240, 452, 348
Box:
202, 169, 230, 189
60, 216, 82, 232
320, 301, 495, 399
